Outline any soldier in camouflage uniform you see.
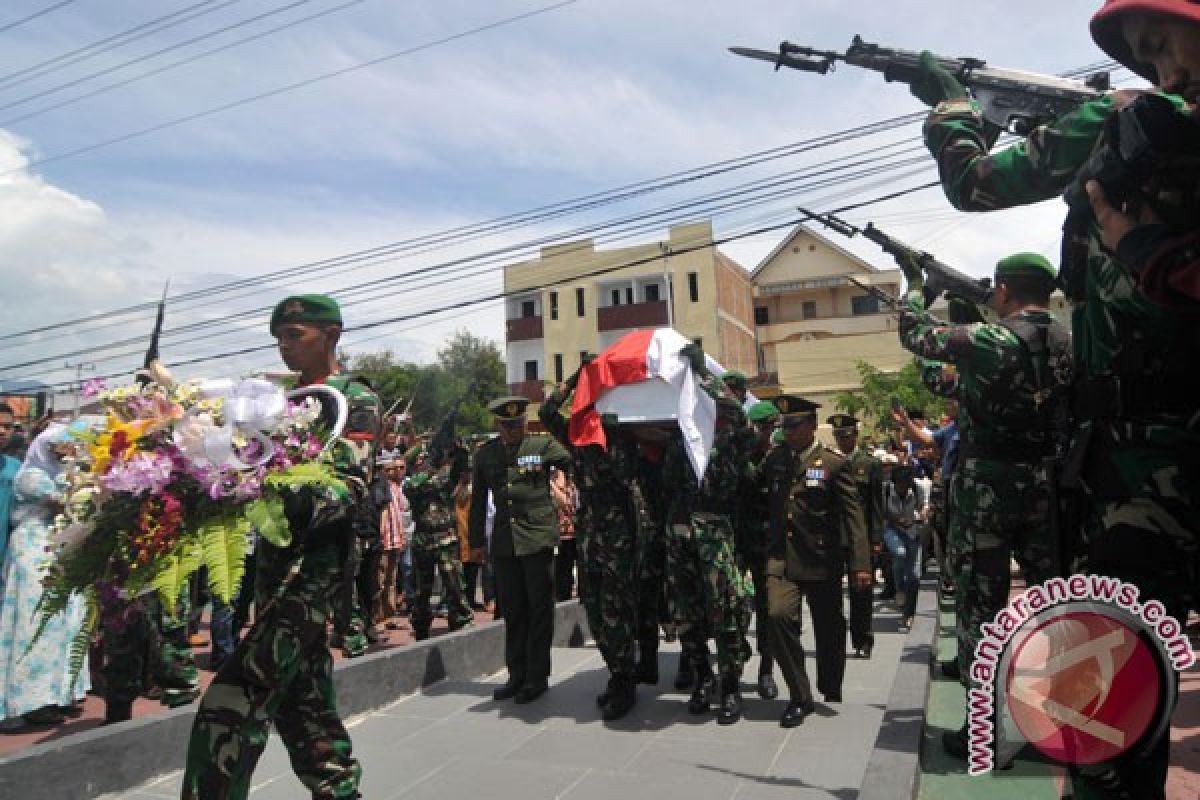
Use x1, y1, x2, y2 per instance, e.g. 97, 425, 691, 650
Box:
634, 436, 674, 688
827, 414, 883, 660
539, 370, 645, 720
663, 385, 751, 726
896, 253, 1071, 758
739, 400, 782, 698
403, 444, 474, 640
102, 589, 199, 723
762, 395, 870, 728
912, 21, 1200, 789
182, 294, 379, 800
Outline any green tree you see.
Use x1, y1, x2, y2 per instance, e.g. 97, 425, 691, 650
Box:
834, 359, 945, 440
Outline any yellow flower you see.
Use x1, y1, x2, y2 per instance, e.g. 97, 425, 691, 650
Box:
90, 415, 152, 475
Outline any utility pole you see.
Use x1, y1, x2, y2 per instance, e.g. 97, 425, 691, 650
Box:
660, 242, 674, 329
64, 360, 95, 419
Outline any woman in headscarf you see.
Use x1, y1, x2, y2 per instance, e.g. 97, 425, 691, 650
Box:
0, 424, 91, 729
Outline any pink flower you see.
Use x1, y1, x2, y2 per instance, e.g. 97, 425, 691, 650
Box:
81, 378, 106, 398
100, 450, 177, 496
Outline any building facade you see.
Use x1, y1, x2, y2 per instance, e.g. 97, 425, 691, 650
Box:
503, 221, 757, 403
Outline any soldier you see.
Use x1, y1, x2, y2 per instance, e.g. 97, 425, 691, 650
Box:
763, 395, 870, 728
182, 294, 379, 800
469, 396, 571, 705
540, 371, 644, 720
894, 254, 1071, 758
720, 370, 752, 411
740, 400, 782, 698
827, 414, 883, 659
102, 590, 199, 723
404, 443, 474, 640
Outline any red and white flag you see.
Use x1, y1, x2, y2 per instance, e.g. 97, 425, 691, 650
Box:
567, 328, 715, 483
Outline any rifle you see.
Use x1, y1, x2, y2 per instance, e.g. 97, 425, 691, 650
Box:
799, 208, 993, 308
846, 274, 900, 314
136, 281, 170, 386
730, 35, 1109, 135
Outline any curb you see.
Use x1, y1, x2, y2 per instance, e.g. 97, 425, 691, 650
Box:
858, 576, 939, 800
0, 600, 589, 800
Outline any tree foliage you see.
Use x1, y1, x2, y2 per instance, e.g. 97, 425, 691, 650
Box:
833, 360, 945, 440
347, 329, 506, 435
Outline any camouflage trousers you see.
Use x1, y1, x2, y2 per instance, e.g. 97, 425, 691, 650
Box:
102, 589, 198, 712
182, 542, 361, 800
331, 537, 368, 657
411, 539, 474, 637
1068, 493, 1198, 800
636, 515, 668, 652
665, 512, 750, 677
735, 520, 770, 669
949, 458, 1060, 684
577, 503, 640, 677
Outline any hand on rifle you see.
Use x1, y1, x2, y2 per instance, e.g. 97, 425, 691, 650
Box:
910, 51, 968, 107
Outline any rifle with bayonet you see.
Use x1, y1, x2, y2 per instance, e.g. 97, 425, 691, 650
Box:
799, 208, 993, 309
731, 35, 1109, 135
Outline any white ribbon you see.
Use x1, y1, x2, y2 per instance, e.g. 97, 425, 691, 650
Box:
187, 378, 287, 470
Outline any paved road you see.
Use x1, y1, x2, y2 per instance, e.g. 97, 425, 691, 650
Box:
106, 600, 910, 800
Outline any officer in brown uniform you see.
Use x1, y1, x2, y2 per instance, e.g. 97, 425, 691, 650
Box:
762, 396, 870, 727
468, 396, 571, 704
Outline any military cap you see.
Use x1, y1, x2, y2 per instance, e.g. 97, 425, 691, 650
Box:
720, 370, 747, 390
995, 253, 1056, 282
747, 400, 780, 423
488, 395, 530, 420
773, 393, 820, 427
270, 294, 342, 334
827, 413, 859, 433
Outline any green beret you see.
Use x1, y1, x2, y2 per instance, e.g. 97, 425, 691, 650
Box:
995, 253, 1056, 282
773, 393, 820, 426
488, 395, 530, 420
747, 401, 780, 423
827, 413, 859, 432
721, 370, 747, 390
270, 294, 343, 333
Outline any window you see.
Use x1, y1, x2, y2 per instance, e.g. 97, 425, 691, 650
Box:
625, 286, 634, 305
851, 295, 881, 315
754, 306, 769, 325
611, 288, 622, 306
645, 283, 660, 303
576, 287, 585, 317
687, 272, 699, 303
549, 291, 558, 321
554, 353, 563, 383
521, 299, 536, 318
524, 360, 538, 381
802, 301, 817, 319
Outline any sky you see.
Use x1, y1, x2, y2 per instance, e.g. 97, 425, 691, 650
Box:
0, 0, 1132, 400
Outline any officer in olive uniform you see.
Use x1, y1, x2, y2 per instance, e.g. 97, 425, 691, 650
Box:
828, 414, 883, 659
469, 396, 571, 704
184, 293, 380, 800
762, 396, 870, 728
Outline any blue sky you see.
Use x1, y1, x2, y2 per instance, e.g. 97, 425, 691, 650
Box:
0, 0, 1128, 394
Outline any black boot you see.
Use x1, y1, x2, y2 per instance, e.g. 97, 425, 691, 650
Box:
103, 700, 133, 725
595, 675, 614, 708
756, 671, 779, 700
635, 643, 659, 685
686, 658, 715, 714
673, 658, 694, 691
716, 674, 742, 725
601, 675, 637, 721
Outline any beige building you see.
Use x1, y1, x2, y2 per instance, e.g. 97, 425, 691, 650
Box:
751, 224, 909, 410
502, 221, 757, 404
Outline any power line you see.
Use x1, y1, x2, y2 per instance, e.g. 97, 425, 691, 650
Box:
0, 1, 79, 35
3, 0, 370, 126
6, 0, 581, 175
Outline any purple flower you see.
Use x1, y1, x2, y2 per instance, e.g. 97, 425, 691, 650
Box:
100, 451, 177, 495
81, 378, 107, 398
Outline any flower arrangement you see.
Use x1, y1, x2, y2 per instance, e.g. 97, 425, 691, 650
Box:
38, 375, 348, 678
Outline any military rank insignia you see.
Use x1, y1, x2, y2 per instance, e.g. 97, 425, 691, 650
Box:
517, 454, 543, 473
805, 463, 825, 487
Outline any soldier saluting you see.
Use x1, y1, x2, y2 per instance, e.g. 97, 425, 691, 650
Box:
469, 396, 571, 705
763, 395, 870, 728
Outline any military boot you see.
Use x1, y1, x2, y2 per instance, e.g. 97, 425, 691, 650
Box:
601, 675, 637, 721
673, 658, 694, 691
103, 700, 133, 725
716, 673, 743, 725
635, 641, 659, 685
686, 657, 715, 715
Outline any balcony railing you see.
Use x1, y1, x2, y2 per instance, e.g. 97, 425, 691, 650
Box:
506, 315, 544, 342
596, 300, 668, 332
508, 380, 545, 403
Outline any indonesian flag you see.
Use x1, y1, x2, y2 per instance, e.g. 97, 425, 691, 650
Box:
568, 328, 715, 483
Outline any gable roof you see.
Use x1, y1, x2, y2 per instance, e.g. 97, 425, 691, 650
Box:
751, 222, 881, 283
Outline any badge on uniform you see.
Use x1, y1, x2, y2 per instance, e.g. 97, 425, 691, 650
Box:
517, 454, 543, 472
804, 465, 825, 487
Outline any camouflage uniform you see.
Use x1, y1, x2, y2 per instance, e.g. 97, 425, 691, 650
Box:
102, 589, 199, 721
634, 444, 670, 658
182, 374, 379, 800
843, 447, 883, 654
404, 448, 473, 639
924, 91, 1199, 796
899, 289, 1071, 684
539, 388, 642, 683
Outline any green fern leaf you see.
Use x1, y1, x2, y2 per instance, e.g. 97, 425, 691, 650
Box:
198, 513, 249, 604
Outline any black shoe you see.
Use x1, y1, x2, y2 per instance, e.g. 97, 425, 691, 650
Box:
756, 672, 778, 700
493, 680, 522, 702
940, 659, 961, 680
601, 676, 636, 721
673, 661, 694, 691
103, 701, 133, 725
717, 677, 742, 725
854, 637, 874, 659
514, 682, 548, 704
823, 692, 842, 704
635, 656, 659, 685
943, 725, 968, 760
687, 674, 715, 714
780, 700, 814, 728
